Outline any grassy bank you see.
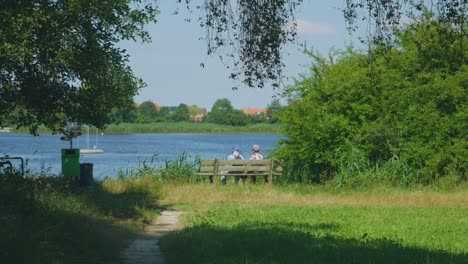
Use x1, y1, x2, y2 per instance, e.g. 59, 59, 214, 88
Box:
103, 122, 281, 134
159, 183, 468, 264
3, 167, 467, 263
0, 173, 163, 263
10, 122, 281, 134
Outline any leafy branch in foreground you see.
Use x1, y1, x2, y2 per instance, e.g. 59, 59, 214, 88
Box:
0, 0, 157, 133
178, 0, 466, 90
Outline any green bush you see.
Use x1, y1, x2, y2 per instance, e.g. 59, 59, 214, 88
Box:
277, 17, 467, 186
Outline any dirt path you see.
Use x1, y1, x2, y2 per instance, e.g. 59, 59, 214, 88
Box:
121, 211, 184, 264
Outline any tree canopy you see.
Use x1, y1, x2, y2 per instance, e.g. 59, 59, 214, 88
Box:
1, 0, 465, 133
206, 98, 248, 126
277, 16, 467, 184
172, 103, 190, 122
0, 0, 157, 133
188, 0, 466, 89
136, 101, 159, 123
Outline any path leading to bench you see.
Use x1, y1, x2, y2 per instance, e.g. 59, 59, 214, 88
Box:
121, 211, 184, 264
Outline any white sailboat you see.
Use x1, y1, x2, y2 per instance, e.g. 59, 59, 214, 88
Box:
80, 125, 104, 154
0, 127, 12, 133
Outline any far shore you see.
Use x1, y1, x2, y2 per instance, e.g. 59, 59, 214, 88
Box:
9, 122, 282, 135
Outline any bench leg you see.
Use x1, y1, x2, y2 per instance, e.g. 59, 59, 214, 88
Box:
251, 176, 257, 184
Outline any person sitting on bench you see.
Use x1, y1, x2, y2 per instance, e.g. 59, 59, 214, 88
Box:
221, 145, 244, 184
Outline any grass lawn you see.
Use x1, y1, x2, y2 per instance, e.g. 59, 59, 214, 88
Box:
159, 183, 468, 264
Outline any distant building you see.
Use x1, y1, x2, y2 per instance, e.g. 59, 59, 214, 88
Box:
190, 114, 204, 122
189, 106, 206, 122
240, 108, 268, 116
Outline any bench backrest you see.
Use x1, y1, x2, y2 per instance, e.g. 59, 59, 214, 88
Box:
199, 159, 282, 175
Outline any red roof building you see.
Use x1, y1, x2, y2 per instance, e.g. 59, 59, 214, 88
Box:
240, 108, 268, 115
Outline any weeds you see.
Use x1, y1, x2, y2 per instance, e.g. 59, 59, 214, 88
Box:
116, 154, 160, 182
0, 171, 163, 263
156, 152, 202, 183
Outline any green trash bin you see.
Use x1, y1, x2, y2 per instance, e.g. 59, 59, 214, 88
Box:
61, 148, 80, 179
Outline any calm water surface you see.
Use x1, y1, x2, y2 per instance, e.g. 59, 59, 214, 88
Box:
0, 133, 284, 180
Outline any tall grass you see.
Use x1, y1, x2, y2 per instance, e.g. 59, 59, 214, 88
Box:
0, 171, 163, 263
103, 122, 281, 134
159, 183, 468, 264
116, 152, 203, 183
160, 182, 468, 209
278, 141, 461, 188
156, 152, 203, 183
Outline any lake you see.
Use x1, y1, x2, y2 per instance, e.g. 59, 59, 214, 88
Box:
0, 133, 284, 180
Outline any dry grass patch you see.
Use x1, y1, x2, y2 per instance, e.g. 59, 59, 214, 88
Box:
161, 183, 468, 208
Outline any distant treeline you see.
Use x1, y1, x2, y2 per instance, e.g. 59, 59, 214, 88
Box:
10, 122, 281, 134
110, 98, 282, 126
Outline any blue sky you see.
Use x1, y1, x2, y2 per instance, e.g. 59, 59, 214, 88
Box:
121, 0, 362, 110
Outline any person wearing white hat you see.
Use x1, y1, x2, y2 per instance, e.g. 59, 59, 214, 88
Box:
249, 144, 264, 183
221, 144, 244, 184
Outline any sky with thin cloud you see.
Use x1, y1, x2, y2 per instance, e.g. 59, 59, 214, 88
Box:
122, 0, 362, 110
296, 20, 335, 35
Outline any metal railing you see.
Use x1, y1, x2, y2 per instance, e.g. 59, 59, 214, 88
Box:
0, 156, 25, 176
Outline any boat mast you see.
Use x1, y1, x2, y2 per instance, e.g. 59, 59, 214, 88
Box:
85, 125, 90, 149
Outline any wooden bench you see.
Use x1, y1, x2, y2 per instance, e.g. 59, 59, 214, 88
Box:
197, 159, 282, 184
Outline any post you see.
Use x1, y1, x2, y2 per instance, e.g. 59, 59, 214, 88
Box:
213, 159, 219, 185
268, 159, 274, 185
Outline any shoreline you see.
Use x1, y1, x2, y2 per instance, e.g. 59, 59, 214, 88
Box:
9, 122, 282, 135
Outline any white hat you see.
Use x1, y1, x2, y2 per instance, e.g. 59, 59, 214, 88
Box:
252, 144, 260, 151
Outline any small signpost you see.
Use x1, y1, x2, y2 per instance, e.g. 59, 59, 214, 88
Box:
60, 121, 82, 149
61, 121, 82, 179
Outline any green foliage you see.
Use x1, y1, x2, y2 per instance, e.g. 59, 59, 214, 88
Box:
182, 1, 466, 90
156, 152, 202, 182
206, 98, 249, 126
110, 103, 137, 123
155, 106, 172, 122
136, 101, 159, 123
189, 105, 206, 116
248, 112, 268, 124
102, 122, 280, 134
343, 1, 466, 44
0, 172, 162, 263
267, 98, 283, 124
172, 103, 190, 122
277, 17, 467, 185
116, 151, 201, 183
118, 154, 159, 179
197, 0, 302, 88
3, 0, 465, 133
0, 0, 157, 133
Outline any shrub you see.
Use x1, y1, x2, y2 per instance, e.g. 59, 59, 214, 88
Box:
277, 18, 467, 185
